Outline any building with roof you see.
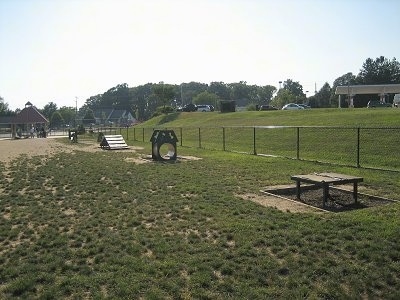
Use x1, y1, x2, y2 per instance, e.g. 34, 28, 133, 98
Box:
92, 108, 136, 126
335, 84, 400, 108
10, 102, 49, 138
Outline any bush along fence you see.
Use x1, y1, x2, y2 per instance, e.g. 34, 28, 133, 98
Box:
125, 126, 400, 172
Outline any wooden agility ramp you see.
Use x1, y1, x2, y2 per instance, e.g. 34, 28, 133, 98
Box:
100, 135, 129, 150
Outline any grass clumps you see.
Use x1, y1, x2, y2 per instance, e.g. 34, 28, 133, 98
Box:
0, 137, 399, 298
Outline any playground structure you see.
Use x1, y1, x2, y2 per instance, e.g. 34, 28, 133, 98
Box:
150, 130, 178, 161
10, 102, 49, 139
99, 134, 129, 150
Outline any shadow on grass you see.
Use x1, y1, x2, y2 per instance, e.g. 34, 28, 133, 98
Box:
262, 185, 397, 212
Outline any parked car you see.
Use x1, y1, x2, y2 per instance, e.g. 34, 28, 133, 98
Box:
367, 100, 392, 108
179, 103, 197, 112
282, 103, 304, 110
297, 104, 311, 109
259, 105, 278, 111
196, 104, 213, 112
393, 94, 400, 107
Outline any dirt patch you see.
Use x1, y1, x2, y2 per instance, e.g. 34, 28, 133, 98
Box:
0, 137, 65, 163
0, 137, 143, 164
239, 183, 397, 214
0, 137, 201, 168
261, 185, 396, 213
237, 193, 324, 214
125, 155, 203, 164
124, 157, 150, 164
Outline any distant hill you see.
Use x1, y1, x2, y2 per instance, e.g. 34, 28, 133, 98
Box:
138, 108, 400, 128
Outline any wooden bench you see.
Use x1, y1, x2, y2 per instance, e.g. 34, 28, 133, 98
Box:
291, 172, 363, 208
100, 135, 129, 150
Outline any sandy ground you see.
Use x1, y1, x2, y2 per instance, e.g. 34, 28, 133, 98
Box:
0, 137, 65, 163
237, 193, 324, 214
0, 137, 319, 213
0, 137, 141, 164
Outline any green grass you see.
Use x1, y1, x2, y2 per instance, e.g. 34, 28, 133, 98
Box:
143, 108, 400, 127
133, 109, 400, 171
0, 109, 400, 298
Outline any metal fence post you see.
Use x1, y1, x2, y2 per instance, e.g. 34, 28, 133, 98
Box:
357, 127, 360, 167
253, 127, 257, 155
198, 128, 201, 148
296, 127, 300, 160
180, 127, 183, 146
222, 127, 226, 151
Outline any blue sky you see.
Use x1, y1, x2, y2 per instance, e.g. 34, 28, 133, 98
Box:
1, 0, 399, 111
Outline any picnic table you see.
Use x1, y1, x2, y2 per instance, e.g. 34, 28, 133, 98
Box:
291, 172, 363, 208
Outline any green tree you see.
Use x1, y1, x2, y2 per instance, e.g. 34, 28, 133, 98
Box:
330, 72, 356, 106
271, 89, 295, 108
357, 56, 400, 84
0, 96, 12, 116
180, 81, 208, 104
50, 111, 64, 128
229, 81, 251, 102
283, 79, 304, 97
208, 82, 231, 100
82, 109, 96, 125
0, 96, 4, 113
193, 91, 220, 108
42, 102, 58, 120
58, 106, 76, 127
100, 112, 107, 125
309, 82, 332, 108
101, 83, 131, 109
255, 85, 277, 105
180, 82, 208, 105
84, 94, 102, 110
146, 94, 159, 117
130, 83, 154, 121
152, 83, 176, 110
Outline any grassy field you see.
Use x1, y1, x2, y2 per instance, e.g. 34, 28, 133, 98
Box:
141, 108, 400, 127
0, 109, 400, 299
132, 108, 400, 171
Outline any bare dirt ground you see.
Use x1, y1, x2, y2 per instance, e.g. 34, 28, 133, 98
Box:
0, 137, 142, 165
0, 137, 202, 165
0, 137, 65, 163
273, 186, 395, 212
237, 193, 325, 214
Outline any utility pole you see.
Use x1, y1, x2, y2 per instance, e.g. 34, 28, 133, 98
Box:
75, 97, 78, 128
180, 84, 184, 106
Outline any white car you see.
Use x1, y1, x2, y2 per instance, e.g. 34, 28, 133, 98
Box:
196, 105, 212, 112
282, 103, 305, 110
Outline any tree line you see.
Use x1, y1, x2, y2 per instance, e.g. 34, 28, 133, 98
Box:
1, 56, 399, 125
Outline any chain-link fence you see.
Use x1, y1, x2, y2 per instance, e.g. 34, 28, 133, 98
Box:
3, 124, 396, 171
0, 125, 71, 139
129, 126, 400, 172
